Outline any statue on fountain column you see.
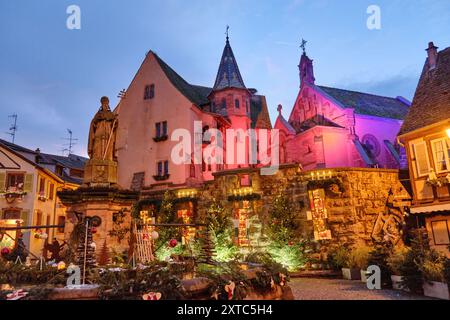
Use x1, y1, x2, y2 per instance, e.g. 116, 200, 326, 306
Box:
83, 96, 119, 187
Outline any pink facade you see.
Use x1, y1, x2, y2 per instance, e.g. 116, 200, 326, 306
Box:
275, 50, 410, 170
115, 38, 271, 191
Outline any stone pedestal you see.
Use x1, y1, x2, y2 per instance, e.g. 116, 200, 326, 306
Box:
58, 187, 138, 263
83, 159, 118, 187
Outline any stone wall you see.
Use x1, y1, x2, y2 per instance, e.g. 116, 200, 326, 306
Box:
196, 165, 410, 252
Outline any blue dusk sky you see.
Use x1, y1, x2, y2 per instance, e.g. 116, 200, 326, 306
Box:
0, 0, 449, 156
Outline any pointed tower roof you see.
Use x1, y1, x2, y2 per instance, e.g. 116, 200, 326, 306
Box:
213, 36, 247, 91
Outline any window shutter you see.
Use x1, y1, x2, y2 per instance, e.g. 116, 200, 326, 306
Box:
20, 210, 30, 226
24, 174, 34, 193
412, 142, 430, 177
0, 172, 5, 192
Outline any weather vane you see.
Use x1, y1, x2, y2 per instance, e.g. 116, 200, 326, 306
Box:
300, 38, 307, 54
226, 25, 230, 41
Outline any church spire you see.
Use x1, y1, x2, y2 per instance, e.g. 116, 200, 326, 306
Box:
213, 28, 247, 91
298, 38, 315, 86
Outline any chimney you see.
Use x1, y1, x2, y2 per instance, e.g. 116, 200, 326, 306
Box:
426, 42, 438, 70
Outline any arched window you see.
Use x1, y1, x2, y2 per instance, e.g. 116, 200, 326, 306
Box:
235, 99, 240, 109
221, 98, 226, 109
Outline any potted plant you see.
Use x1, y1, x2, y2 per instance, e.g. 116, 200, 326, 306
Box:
341, 247, 362, 281
327, 245, 348, 273
352, 246, 371, 282
387, 247, 409, 290
421, 250, 449, 300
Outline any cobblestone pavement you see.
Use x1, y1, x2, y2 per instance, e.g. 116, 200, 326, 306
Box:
290, 278, 431, 300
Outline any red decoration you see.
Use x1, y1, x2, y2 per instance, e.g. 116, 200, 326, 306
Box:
288, 241, 294, 246
91, 227, 97, 234
169, 239, 177, 248
1, 247, 11, 256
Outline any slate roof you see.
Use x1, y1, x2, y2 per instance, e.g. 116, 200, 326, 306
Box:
40, 153, 87, 170
250, 95, 272, 130
0, 138, 35, 154
317, 86, 410, 120
0, 138, 86, 184
152, 52, 210, 106
152, 51, 272, 130
213, 39, 247, 91
399, 46, 450, 136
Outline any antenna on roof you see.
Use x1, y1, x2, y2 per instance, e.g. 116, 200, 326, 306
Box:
5, 114, 18, 143
61, 129, 78, 155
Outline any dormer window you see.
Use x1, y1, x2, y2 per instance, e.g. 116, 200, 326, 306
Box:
144, 84, 155, 100
235, 99, 240, 109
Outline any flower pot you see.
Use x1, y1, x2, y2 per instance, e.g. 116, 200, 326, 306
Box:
342, 268, 361, 280
423, 281, 450, 300
391, 275, 404, 290
360, 270, 368, 283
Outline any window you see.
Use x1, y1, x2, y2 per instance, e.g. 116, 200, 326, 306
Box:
431, 220, 450, 245
49, 183, 55, 200
156, 161, 169, 177
412, 141, 430, 177
2, 209, 20, 220
221, 98, 226, 109
190, 163, 196, 178
35, 211, 43, 226
144, 84, 155, 100
431, 138, 450, 173
240, 174, 252, 187
39, 177, 45, 194
246, 100, 249, 113
155, 121, 168, 138
57, 216, 66, 234
6, 173, 24, 191
235, 99, 240, 109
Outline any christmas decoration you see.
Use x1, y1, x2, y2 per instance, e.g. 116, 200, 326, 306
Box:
75, 217, 97, 283
57, 261, 66, 270
6, 289, 28, 300
1, 247, 11, 256
169, 239, 177, 248
91, 227, 97, 234
142, 292, 162, 300
224, 281, 236, 300
98, 239, 110, 266
151, 231, 159, 240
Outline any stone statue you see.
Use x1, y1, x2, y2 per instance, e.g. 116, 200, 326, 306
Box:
87, 96, 118, 161
83, 96, 119, 187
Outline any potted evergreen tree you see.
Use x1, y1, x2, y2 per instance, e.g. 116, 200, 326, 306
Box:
421, 250, 449, 300
387, 247, 409, 290
353, 246, 371, 282
341, 248, 361, 281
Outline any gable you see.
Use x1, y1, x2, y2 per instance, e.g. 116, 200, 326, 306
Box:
399, 47, 450, 136
0, 149, 21, 169
288, 84, 348, 132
